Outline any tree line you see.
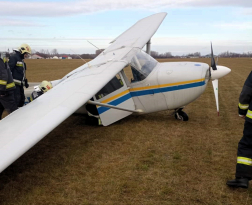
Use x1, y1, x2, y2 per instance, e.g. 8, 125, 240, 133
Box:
3, 48, 252, 59
151, 51, 252, 58
28, 49, 96, 59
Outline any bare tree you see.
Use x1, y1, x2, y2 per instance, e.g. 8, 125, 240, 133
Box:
51, 49, 58, 55
150, 51, 159, 58
164, 52, 172, 58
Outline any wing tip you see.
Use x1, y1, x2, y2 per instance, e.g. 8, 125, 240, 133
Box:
109, 12, 167, 44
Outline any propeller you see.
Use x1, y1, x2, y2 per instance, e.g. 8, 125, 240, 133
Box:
210, 42, 231, 116
210, 43, 219, 116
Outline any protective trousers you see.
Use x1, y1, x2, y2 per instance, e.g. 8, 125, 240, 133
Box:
236, 121, 252, 179
14, 85, 25, 107
0, 91, 18, 119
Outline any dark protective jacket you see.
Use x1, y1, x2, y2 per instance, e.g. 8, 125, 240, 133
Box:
8, 51, 27, 86
238, 71, 252, 123
0, 57, 16, 93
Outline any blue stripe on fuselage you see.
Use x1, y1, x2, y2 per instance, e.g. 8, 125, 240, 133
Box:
98, 93, 132, 114
131, 81, 205, 97
98, 81, 205, 114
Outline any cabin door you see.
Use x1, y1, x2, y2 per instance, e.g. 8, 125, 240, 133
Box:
94, 72, 135, 126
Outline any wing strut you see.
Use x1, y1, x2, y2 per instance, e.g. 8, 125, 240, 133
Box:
87, 100, 143, 113
146, 39, 151, 55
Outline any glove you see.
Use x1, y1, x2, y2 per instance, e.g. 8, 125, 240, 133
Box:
24, 78, 29, 88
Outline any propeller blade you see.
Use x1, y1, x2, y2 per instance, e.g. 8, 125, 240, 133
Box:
211, 42, 217, 70
212, 79, 219, 116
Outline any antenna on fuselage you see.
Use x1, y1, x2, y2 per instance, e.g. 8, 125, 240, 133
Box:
87, 40, 105, 55
87, 40, 100, 50
70, 49, 87, 63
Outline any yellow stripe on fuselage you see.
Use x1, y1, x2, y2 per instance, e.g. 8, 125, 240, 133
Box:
100, 78, 205, 104
101, 89, 130, 104
129, 78, 205, 92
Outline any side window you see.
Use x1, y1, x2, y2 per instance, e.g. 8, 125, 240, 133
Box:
95, 74, 124, 99
123, 65, 146, 83
123, 50, 158, 83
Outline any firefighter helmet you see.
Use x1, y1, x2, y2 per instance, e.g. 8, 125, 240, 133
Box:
19, 43, 31, 54
39, 81, 52, 93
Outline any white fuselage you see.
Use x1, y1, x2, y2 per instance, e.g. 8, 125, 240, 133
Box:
24, 61, 210, 116
125, 61, 209, 113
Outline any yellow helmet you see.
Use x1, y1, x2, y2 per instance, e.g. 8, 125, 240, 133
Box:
39, 81, 52, 93
19, 43, 31, 54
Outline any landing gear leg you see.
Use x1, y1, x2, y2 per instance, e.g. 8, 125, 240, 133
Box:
174, 108, 189, 121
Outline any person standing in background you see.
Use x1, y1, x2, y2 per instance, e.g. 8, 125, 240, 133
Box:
8, 44, 31, 107
0, 52, 17, 119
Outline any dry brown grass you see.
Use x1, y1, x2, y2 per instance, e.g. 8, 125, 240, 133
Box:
0, 58, 252, 205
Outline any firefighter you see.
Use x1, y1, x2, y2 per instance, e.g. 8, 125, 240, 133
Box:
0, 53, 18, 119
30, 80, 52, 101
227, 71, 252, 188
8, 43, 31, 107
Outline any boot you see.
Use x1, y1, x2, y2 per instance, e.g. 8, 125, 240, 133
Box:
226, 178, 249, 188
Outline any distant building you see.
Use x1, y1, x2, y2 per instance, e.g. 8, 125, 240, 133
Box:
31, 54, 43, 59
67, 56, 72, 59
62, 55, 68, 59
52, 56, 58, 59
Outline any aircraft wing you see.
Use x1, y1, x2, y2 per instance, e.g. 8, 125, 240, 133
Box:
0, 58, 128, 173
0, 12, 167, 173
107, 12, 167, 52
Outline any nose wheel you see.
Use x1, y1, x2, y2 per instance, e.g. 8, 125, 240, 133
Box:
174, 108, 189, 121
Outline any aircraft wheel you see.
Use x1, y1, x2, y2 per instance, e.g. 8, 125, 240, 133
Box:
175, 110, 189, 121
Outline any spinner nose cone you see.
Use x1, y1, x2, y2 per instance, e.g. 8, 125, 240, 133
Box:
211, 65, 231, 80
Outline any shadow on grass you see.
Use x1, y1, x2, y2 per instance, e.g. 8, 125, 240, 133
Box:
0, 114, 105, 190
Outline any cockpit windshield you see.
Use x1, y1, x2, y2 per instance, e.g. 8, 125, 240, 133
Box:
123, 49, 158, 83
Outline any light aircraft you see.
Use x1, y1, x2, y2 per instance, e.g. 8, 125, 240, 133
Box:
0, 12, 230, 173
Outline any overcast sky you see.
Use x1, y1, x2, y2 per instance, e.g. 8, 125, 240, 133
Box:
0, 0, 251, 55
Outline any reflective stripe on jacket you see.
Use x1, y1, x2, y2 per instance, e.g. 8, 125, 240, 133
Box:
0, 58, 16, 91
239, 103, 249, 110
8, 51, 26, 86
239, 71, 252, 122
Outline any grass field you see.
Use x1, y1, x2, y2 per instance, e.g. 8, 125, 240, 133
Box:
0, 58, 251, 205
